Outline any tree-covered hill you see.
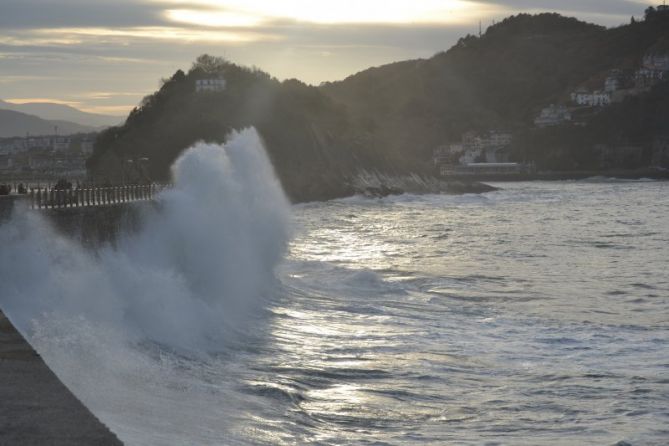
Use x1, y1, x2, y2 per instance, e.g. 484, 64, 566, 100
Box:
88, 56, 392, 202
321, 10, 669, 170
89, 9, 669, 197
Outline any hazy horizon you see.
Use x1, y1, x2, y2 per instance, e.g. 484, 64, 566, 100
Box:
0, 0, 657, 116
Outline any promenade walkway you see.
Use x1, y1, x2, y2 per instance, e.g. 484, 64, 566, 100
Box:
0, 310, 122, 445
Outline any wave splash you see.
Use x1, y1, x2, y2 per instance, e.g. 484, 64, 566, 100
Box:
0, 127, 291, 351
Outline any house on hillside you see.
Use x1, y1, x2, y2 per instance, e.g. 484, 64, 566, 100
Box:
534, 104, 572, 127
570, 90, 611, 107
196, 78, 226, 93
604, 69, 624, 92
643, 53, 669, 71
634, 67, 666, 88
433, 130, 515, 173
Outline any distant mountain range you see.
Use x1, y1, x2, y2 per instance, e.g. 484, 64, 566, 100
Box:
0, 109, 97, 138
0, 99, 122, 130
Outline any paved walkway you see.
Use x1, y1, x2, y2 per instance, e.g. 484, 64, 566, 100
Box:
0, 310, 122, 445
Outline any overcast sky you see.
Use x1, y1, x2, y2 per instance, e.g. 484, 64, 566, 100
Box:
0, 0, 657, 115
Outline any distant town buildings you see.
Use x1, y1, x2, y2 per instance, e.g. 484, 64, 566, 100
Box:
434, 130, 523, 175
534, 104, 572, 127
604, 69, 624, 92
0, 133, 96, 179
0, 155, 14, 170
570, 90, 612, 107
80, 139, 95, 154
196, 78, 226, 93
643, 53, 669, 71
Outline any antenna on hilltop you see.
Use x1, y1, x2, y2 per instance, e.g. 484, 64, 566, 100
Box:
479, 20, 482, 37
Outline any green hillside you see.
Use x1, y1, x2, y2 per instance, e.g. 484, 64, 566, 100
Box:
321, 10, 669, 170
89, 56, 392, 202
88, 9, 669, 199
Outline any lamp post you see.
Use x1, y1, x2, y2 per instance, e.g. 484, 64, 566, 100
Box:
123, 159, 134, 185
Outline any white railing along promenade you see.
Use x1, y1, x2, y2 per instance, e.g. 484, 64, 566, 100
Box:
27, 184, 165, 210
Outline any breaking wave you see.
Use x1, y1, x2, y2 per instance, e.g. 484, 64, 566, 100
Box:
0, 127, 291, 352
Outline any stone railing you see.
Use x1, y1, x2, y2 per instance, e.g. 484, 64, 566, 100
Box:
28, 184, 164, 210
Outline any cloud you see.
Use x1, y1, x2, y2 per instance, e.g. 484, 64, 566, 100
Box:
0, 0, 658, 115
0, 0, 169, 29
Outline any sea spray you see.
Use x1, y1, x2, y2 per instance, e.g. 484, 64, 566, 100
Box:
0, 127, 291, 351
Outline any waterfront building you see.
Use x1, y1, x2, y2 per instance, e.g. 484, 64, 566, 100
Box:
534, 104, 572, 127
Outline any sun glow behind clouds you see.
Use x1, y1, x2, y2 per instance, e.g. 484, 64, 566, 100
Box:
162, 0, 483, 25
166, 9, 264, 28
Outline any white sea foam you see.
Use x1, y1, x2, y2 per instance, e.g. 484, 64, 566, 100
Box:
0, 127, 291, 351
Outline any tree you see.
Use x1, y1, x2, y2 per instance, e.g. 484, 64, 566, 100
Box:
645, 7, 656, 20
191, 54, 228, 74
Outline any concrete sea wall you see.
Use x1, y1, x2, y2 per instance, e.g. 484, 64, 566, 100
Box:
0, 309, 123, 445
0, 197, 152, 445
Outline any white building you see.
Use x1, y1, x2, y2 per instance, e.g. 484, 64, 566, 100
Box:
571, 90, 611, 107
434, 130, 513, 169
534, 104, 572, 127
459, 148, 483, 165
643, 53, 669, 72
52, 136, 71, 152
196, 78, 226, 92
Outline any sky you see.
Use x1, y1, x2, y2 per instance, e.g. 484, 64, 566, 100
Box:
0, 0, 658, 116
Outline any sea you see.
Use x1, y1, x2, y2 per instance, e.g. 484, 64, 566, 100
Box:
0, 130, 667, 445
